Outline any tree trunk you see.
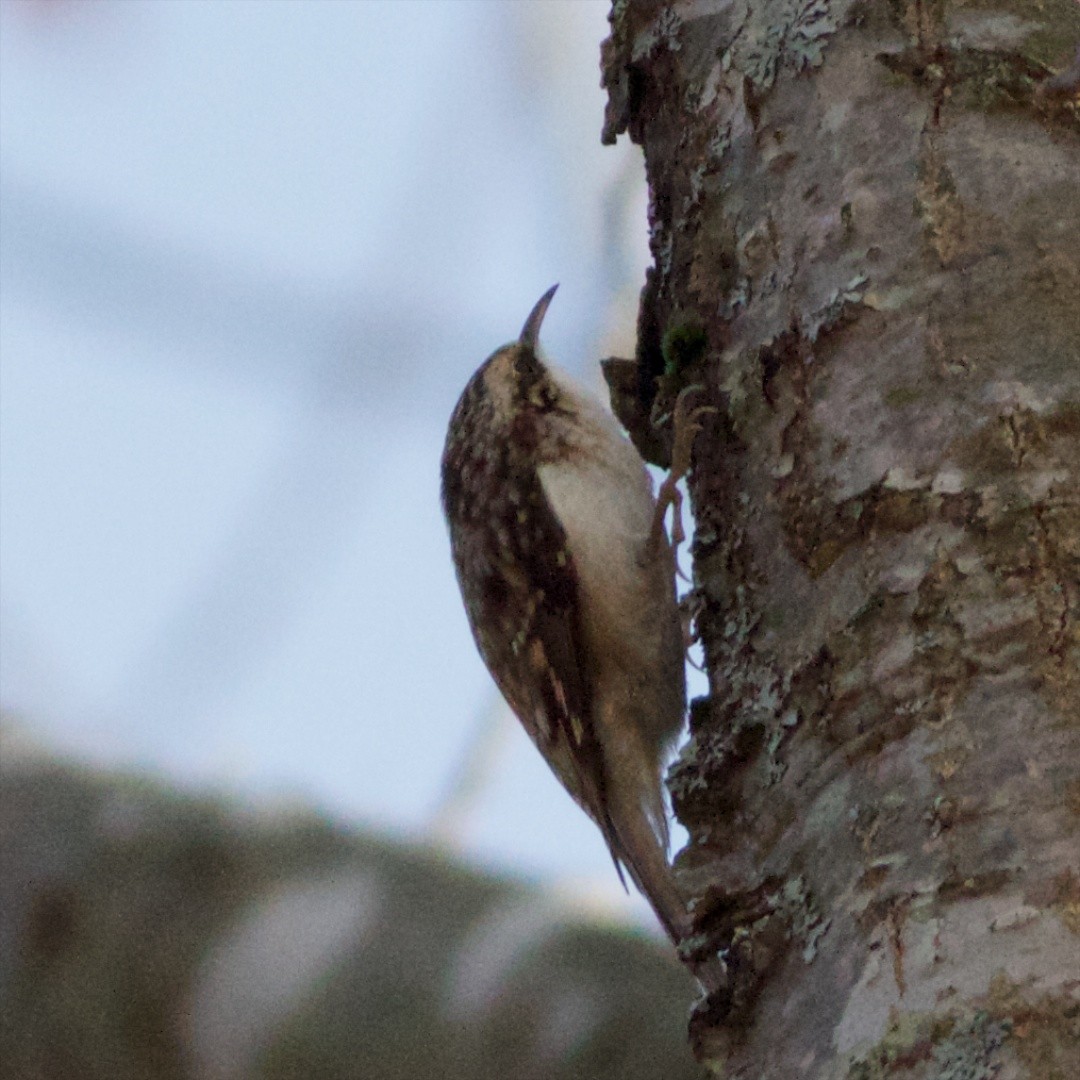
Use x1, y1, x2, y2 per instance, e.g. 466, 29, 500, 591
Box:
600, 1, 1080, 1075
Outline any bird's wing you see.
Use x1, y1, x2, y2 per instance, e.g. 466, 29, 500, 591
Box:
447, 464, 623, 870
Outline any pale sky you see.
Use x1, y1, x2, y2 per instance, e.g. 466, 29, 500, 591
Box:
0, 0, 698, 928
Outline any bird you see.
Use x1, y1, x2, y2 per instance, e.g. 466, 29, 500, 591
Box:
441, 285, 710, 949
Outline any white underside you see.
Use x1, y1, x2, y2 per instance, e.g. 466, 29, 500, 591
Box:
535, 370, 685, 899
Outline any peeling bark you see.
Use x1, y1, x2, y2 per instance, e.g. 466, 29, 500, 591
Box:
601, 1, 1080, 1075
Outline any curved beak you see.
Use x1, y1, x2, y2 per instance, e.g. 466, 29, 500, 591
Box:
519, 284, 558, 351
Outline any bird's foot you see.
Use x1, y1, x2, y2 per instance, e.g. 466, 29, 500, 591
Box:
647, 386, 716, 573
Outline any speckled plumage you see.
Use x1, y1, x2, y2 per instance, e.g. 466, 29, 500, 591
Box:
441, 287, 689, 943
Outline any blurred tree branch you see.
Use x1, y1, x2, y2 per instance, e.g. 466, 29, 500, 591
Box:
0, 740, 701, 1079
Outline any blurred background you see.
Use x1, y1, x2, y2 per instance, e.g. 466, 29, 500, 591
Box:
0, 0, 681, 922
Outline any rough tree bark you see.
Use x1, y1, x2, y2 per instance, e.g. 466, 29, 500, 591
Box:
599, 1, 1080, 1076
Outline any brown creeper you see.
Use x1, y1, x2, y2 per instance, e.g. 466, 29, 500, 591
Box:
441, 286, 692, 945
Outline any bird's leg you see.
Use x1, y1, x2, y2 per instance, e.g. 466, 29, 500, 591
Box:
679, 591, 707, 670
648, 386, 716, 572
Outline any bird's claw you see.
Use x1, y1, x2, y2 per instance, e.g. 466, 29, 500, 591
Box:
648, 386, 716, 568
